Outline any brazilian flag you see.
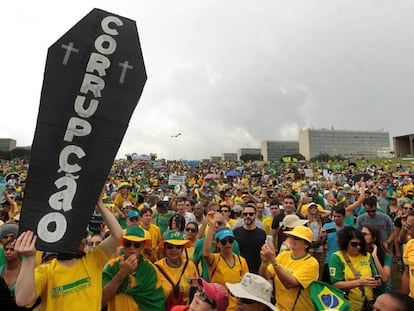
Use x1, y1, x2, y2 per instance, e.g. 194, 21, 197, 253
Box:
310, 281, 350, 311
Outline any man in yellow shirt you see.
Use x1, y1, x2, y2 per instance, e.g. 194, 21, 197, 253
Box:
14, 193, 123, 311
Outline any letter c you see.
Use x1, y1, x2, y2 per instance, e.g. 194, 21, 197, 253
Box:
101, 16, 123, 35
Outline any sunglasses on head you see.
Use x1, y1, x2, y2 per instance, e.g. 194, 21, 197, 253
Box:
243, 212, 255, 217
350, 241, 361, 248
165, 243, 184, 250
185, 227, 197, 233
197, 287, 216, 307
219, 236, 235, 245
124, 241, 142, 248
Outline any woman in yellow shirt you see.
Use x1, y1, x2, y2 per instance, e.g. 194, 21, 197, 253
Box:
203, 213, 249, 311
155, 231, 198, 308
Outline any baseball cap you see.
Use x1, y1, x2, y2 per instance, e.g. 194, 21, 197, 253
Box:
197, 278, 229, 311
127, 210, 140, 219
215, 228, 234, 240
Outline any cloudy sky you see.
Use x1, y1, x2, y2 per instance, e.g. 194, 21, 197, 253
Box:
1, 0, 413, 160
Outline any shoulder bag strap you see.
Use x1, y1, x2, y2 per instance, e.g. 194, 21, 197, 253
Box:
154, 263, 175, 287
292, 287, 302, 311
341, 251, 360, 279
341, 251, 365, 297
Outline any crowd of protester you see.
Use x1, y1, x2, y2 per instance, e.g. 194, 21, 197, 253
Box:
1, 158, 414, 310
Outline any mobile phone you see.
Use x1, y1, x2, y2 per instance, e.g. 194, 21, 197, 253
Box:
266, 235, 273, 247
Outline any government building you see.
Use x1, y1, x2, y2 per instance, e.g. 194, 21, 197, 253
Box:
299, 128, 391, 160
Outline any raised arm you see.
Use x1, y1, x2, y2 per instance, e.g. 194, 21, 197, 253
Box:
14, 231, 37, 307
346, 180, 366, 216
97, 189, 123, 257
260, 243, 300, 289
202, 211, 217, 266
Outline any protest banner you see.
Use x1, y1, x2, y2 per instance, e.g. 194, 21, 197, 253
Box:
168, 174, 186, 186
19, 8, 147, 252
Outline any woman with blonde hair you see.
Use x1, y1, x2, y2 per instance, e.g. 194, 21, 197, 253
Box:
306, 202, 330, 261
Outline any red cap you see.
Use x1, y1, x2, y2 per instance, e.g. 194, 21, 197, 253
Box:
197, 278, 229, 311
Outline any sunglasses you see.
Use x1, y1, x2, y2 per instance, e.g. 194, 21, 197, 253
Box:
124, 241, 142, 248
350, 241, 361, 248
366, 210, 377, 214
243, 212, 255, 217
219, 237, 235, 245
197, 287, 216, 307
165, 243, 184, 250
87, 241, 101, 247
404, 207, 414, 210
216, 221, 225, 227
309, 205, 318, 209
239, 297, 256, 305
220, 209, 229, 213
185, 227, 197, 233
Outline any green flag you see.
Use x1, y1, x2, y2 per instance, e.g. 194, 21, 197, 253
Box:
310, 280, 350, 311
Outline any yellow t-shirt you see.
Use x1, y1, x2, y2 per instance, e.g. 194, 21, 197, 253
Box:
330, 251, 376, 311
107, 292, 141, 311
140, 224, 162, 261
262, 216, 273, 235
227, 219, 237, 229
403, 239, 414, 298
268, 251, 319, 311
154, 257, 198, 305
33, 246, 109, 311
208, 253, 249, 311
113, 193, 136, 208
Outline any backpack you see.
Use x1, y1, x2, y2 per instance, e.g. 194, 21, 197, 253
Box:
310, 280, 350, 311
155, 260, 188, 311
